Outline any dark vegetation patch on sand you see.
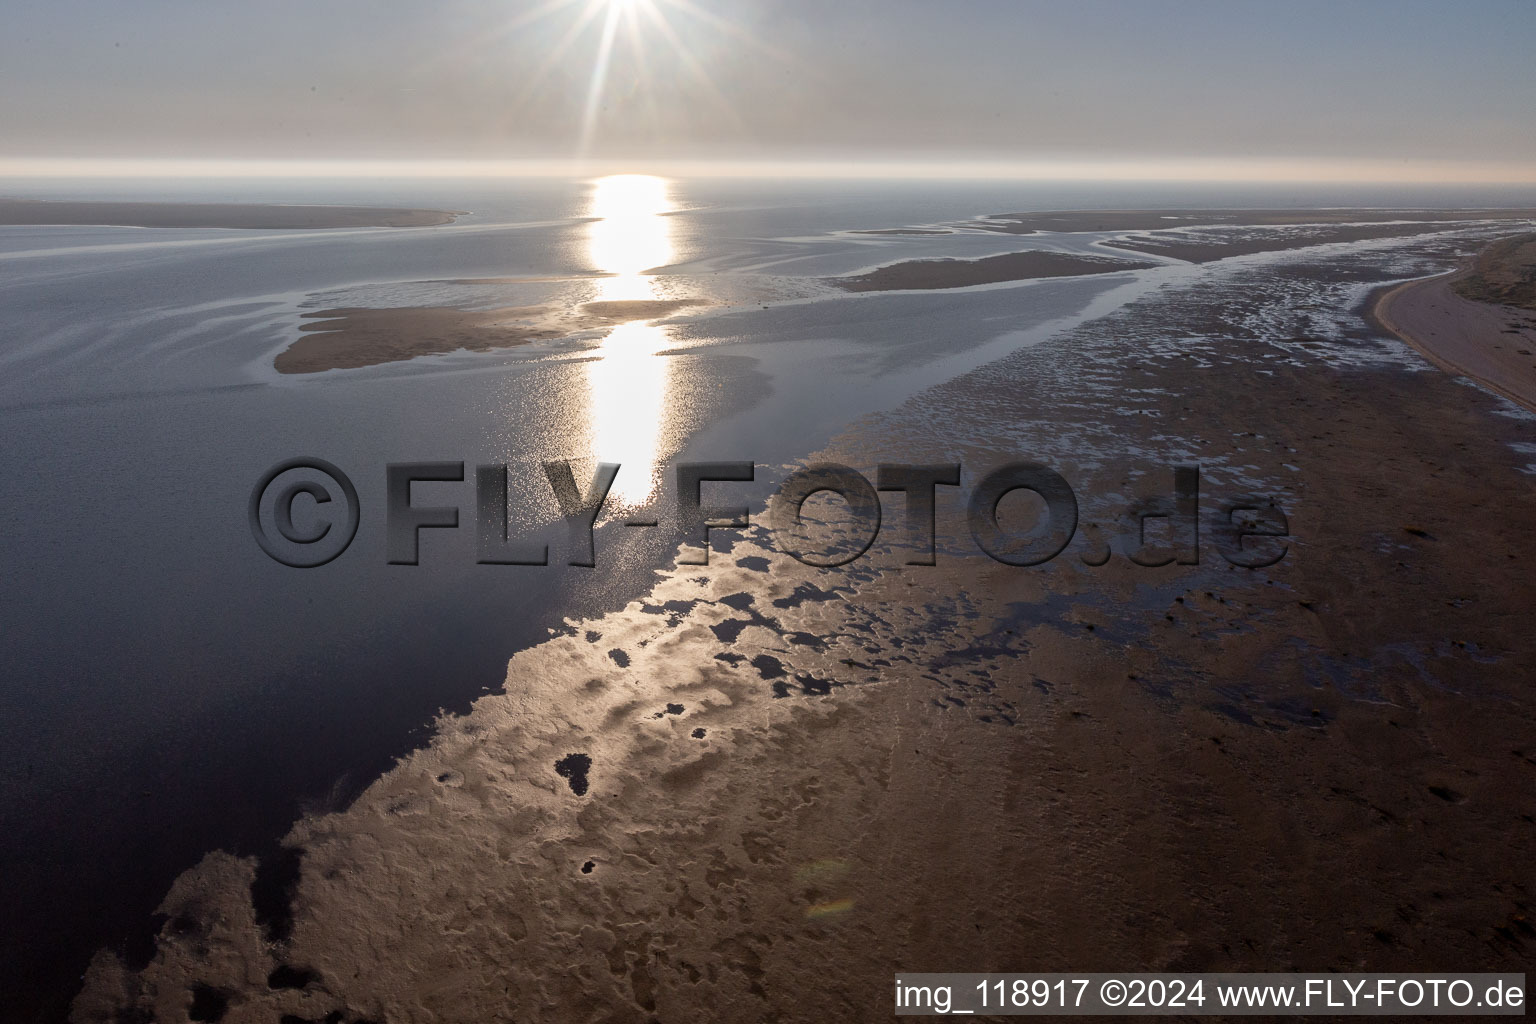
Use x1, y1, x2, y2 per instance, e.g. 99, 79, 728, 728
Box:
1453, 231, 1536, 311
833, 250, 1156, 292
0, 198, 464, 229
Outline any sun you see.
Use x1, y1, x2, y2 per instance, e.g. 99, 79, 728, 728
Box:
491, 0, 788, 158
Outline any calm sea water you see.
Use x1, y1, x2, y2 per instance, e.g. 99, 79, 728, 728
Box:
2, 176, 1533, 1018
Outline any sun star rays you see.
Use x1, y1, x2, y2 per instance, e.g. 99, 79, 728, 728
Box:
482, 0, 786, 158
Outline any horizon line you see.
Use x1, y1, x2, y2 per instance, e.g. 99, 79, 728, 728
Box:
2, 156, 1536, 185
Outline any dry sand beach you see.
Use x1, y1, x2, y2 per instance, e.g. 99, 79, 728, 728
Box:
1374, 234, 1536, 412
72, 210, 1536, 1023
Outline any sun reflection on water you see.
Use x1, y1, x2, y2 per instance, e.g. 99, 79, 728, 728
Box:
585, 174, 677, 508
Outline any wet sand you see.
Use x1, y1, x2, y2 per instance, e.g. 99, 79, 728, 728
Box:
833, 250, 1156, 292
1374, 244, 1536, 413
847, 228, 953, 236
0, 199, 463, 229
77, 229, 1536, 1022
275, 299, 707, 373
277, 307, 563, 373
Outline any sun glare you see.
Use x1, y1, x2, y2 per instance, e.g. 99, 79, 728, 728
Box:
492, 0, 783, 159
589, 174, 673, 282
590, 173, 671, 221
584, 174, 678, 507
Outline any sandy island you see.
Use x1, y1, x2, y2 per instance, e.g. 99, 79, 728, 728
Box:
0, 198, 464, 229
1374, 233, 1536, 412
276, 299, 707, 373
833, 250, 1156, 292
847, 227, 953, 236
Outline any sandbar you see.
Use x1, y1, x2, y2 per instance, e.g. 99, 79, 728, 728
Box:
275, 299, 708, 373
833, 250, 1156, 292
276, 307, 560, 373
848, 227, 953, 236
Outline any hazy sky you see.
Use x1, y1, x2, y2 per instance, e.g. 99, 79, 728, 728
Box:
3, 0, 1534, 179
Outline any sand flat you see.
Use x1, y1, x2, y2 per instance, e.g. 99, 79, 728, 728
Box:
0, 198, 463, 229
276, 306, 561, 373
578, 298, 704, 321
848, 227, 953, 236
275, 298, 710, 373
833, 249, 1156, 292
